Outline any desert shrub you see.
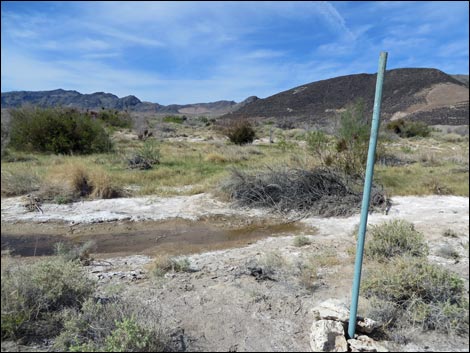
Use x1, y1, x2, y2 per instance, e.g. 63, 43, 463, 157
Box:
54, 298, 169, 352
128, 139, 161, 170
221, 167, 387, 216
162, 115, 186, 124
224, 119, 256, 145
95, 109, 132, 129
150, 255, 192, 277
1, 120, 10, 157
306, 101, 384, 176
363, 257, 468, 335
8, 107, 112, 154
1, 168, 41, 196
277, 132, 296, 152
260, 251, 286, 272
1, 257, 95, 340
365, 220, 429, 261
292, 255, 318, 290
386, 119, 431, 138
306, 130, 333, 166
443, 229, 459, 238
276, 118, 295, 130
54, 241, 96, 265
293, 235, 311, 247
435, 244, 460, 260
334, 100, 375, 176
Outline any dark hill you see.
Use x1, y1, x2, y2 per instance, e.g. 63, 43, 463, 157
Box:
222, 68, 469, 126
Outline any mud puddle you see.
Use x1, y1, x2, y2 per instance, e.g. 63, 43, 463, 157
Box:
2, 218, 308, 258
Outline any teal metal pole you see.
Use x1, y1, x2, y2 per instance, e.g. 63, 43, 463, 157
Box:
348, 51, 388, 339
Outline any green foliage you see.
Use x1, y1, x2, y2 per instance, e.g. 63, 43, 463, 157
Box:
386, 119, 431, 138
54, 298, 168, 352
365, 220, 429, 261
363, 257, 468, 335
293, 235, 312, 247
104, 318, 160, 352
277, 132, 295, 152
128, 139, 161, 170
1, 257, 95, 340
9, 107, 112, 154
163, 115, 185, 124
95, 110, 132, 128
335, 100, 371, 175
224, 119, 256, 145
305, 130, 333, 166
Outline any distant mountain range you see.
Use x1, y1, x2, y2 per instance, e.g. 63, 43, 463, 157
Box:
0, 89, 250, 116
1, 69, 468, 125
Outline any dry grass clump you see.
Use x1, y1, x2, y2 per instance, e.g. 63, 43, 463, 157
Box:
40, 162, 123, 203
205, 153, 228, 163
0, 168, 41, 196
221, 167, 387, 217
89, 169, 124, 199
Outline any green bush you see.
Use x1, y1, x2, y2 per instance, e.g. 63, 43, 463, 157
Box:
162, 115, 185, 124
8, 107, 112, 154
1, 257, 95, 340
363, 257, 468, 335
95, 110, 132, 129
365, 220, 429, 261
224, 119, 256, 145
105, 318, 164, 352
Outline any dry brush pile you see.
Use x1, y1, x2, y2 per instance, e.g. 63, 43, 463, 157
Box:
221, 167, 387, 217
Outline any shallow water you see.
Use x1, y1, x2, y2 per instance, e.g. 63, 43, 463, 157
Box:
1, 219, 307, 258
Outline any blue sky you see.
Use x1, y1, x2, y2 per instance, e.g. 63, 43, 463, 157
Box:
1, 1, 469, 104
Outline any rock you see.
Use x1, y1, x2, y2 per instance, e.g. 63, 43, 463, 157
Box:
310, 319, 347, 352
356, 317, 380, 334
312, 299, 350, 322
334, 335, 348, 352
348, 335, 388, 352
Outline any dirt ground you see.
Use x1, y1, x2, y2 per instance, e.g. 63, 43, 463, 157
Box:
1, 194, 469, 352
